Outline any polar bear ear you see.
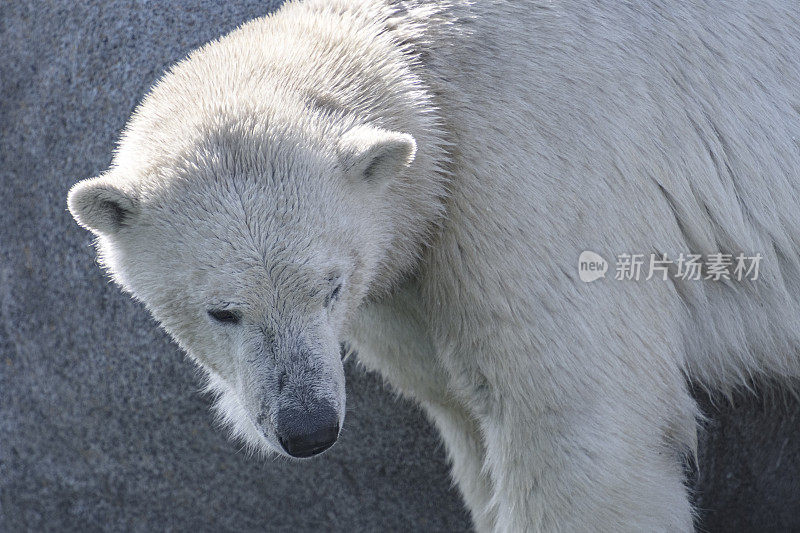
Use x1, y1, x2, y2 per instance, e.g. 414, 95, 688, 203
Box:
67, 175, 139, 236
338, 125, 416, 185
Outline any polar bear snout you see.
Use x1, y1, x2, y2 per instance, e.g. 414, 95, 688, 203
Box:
274, 400, 340, 458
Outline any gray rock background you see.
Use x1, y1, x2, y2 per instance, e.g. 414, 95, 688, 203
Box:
1, 1, 798, 531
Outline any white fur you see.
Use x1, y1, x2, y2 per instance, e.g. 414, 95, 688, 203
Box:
68, 1, 800, 531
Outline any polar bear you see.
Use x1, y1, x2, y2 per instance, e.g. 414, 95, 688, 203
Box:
68, 0, 800, 531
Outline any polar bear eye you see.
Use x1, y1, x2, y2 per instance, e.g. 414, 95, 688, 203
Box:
207, 309, 241, 325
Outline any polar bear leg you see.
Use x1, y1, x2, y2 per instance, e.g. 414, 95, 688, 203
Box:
478, 384, 696, 532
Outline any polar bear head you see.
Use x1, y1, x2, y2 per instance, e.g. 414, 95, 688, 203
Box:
68, 109, 422, 459
67, 3, 448, 459
68, 104, 421, 459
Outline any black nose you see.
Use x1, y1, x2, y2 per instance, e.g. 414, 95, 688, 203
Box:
275, 402, 340, 458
